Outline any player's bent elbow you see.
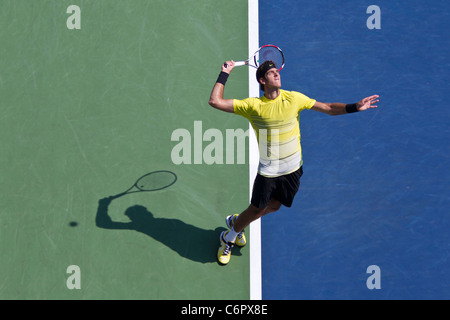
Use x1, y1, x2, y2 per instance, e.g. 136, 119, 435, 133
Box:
209, 99, 233, 113
208, 97, 217, 108
209, 96, 224, 109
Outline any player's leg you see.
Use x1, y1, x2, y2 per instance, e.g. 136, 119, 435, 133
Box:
218, 199, 281, 265
232, 198, 281, 233
218, 173, 282, 265
226, 197, 281, 245
217, 204, 263, 265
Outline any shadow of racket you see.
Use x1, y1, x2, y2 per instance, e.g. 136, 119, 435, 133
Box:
110, 170, 177, 200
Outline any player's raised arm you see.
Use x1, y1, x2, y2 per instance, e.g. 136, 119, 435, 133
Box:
208, 61, 236, 113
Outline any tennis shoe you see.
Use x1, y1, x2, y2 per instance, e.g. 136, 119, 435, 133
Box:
217, 231, 234, 265
226, 214, 247, 247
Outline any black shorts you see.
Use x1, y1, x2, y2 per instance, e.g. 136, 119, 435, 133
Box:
250, 166, 303, 209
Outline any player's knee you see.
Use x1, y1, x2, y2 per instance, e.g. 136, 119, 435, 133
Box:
249, 205, 266, 218
266, 200, 282, 214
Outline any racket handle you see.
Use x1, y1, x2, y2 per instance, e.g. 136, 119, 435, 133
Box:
234, 61, 247, 67
109, 192, 126, 200
224, 61, 247, 68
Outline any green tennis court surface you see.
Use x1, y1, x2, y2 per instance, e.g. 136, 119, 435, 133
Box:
0, 0, 251, 299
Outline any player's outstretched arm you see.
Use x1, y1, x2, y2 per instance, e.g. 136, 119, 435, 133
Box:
312, 95, 379, 116
208, 61, 236, 113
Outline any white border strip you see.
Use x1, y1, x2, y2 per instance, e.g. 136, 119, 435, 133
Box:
248, 0, 261, 301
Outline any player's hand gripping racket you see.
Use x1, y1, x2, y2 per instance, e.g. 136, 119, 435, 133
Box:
224, 44, 285, 70
110, 170, 177, 200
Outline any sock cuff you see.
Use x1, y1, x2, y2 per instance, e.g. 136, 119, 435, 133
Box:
224, 227, 238, 243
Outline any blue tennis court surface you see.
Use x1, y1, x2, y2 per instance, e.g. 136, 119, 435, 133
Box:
259, 0, 449, 299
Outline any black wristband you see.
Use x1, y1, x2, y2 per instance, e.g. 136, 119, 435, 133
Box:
345, 103, 358, 113
216, 71, 229, 85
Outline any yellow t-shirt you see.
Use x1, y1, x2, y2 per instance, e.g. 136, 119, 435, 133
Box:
233, 89, 315, 177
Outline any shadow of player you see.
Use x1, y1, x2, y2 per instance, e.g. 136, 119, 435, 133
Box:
95, 197, 240, 264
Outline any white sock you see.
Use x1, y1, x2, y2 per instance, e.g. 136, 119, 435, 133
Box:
224, 227, 238, 243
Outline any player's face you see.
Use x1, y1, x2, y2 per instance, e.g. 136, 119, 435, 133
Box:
263, 68, 281, 89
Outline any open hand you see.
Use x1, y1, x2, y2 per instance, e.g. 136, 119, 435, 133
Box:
357, 95, 379, 111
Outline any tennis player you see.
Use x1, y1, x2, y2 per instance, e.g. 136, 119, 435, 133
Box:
209, 60, 379, 265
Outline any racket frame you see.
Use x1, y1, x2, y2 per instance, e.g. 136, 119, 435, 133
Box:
110, 170, 177, 199
231, 44, 285, 70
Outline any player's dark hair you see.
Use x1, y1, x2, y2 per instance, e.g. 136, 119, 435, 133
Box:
256, 60, 277, 92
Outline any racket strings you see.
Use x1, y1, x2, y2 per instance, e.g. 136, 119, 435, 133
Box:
258, 46, 284, 70
136, 171, 177, 191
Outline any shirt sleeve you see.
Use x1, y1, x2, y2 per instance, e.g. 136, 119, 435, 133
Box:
293, 91, 316, 112
233, 98, 255, 118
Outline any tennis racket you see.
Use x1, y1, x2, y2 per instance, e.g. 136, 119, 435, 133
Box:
224, 44, 285, 70
110, 170, 177, 200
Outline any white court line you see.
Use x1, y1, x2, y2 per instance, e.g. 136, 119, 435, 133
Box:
248, 0, 261, 301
